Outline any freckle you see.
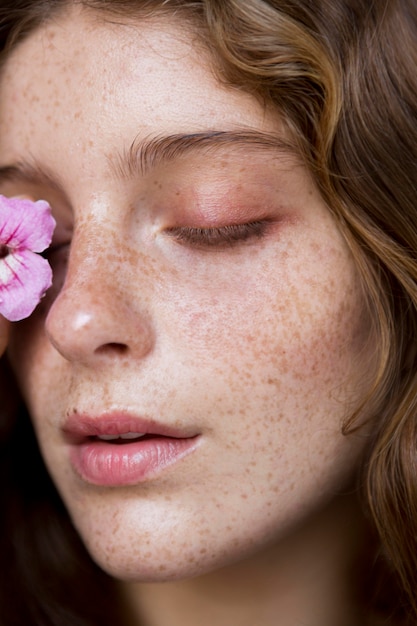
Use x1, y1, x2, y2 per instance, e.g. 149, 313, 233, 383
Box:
158, 565, 166, 571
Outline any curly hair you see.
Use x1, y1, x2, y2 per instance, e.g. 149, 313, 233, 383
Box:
0, 1, 417, 624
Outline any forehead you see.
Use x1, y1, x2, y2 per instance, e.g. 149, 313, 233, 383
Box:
0, 6, 284, 180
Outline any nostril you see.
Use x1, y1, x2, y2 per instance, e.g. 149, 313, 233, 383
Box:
45, 284, 154, 363
96, 342, 128, 355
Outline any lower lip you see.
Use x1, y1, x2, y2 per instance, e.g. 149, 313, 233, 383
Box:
69, 436, 199, 486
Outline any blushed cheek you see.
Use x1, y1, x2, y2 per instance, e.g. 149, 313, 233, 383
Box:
166, 248, 371, 420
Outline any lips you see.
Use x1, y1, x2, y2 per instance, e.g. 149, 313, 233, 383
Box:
63, 413, 200, 487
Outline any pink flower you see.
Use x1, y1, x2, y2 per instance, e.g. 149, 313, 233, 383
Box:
0, 195, 56, 321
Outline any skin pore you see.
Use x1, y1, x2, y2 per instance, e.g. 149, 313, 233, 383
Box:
0, 5, 378, 626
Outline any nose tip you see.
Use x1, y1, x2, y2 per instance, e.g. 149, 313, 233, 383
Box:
45, 271, 154, 365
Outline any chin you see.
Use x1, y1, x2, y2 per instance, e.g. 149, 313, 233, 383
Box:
73, 510, 272, 585
85, 543, 233, 583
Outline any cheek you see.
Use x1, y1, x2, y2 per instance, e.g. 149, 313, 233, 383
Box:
7, 311, 57, 418
162, 243, 369, 410
7, 242, 74, 409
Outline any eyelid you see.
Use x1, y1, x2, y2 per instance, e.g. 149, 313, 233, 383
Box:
41, 220, 72, 259
165, 220, 271, 248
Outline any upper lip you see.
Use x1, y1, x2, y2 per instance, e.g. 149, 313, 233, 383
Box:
63, 412, 198, 443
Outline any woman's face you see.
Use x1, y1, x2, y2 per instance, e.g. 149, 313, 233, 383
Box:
0, 7, 374, 580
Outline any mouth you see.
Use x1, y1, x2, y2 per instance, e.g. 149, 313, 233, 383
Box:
92, 432, 151, 443
63, 414, 200, 487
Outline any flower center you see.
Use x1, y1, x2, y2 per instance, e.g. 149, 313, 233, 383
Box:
0, 244, 10, 259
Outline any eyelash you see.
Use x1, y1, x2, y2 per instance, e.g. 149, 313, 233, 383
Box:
42, 220, 270, 261
166, 220, 270, 248
42, 242, 70, 261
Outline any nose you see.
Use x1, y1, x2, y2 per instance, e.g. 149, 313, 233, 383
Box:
45, 227, 155, 366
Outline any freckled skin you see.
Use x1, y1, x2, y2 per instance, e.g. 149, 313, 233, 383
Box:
0, 6, 376, 624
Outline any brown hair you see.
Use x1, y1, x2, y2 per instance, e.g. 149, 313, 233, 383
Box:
0, 1, 417, 624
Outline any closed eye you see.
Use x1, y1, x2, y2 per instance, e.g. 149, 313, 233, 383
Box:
165, 220, 270, 249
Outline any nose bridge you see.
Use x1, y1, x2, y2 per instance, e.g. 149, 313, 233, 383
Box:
45, 215, 155, 363
66, 218, 122, 293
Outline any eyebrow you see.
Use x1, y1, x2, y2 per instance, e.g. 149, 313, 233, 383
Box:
119, 130, 299, 178
0, 157, 62, 190
0, 129, 299, 188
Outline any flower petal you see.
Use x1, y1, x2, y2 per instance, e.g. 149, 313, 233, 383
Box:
0, 249, 53, 321
0, 195, 56, 252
